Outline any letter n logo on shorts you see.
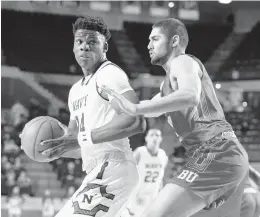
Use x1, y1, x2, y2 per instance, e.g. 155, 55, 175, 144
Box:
186, 148, 215, 172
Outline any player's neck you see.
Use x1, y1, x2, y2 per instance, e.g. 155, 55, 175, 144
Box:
82, 56, 108, 77
147, 147, 158, 156
163, 50, 185, 74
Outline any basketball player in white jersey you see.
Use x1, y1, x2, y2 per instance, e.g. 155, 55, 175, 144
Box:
122, 129, 168, 217
40, 16, 146, 217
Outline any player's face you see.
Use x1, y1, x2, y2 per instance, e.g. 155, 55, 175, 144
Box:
146, 130, 162, 152
73, 29, 107, 71
148, 27, 172, 66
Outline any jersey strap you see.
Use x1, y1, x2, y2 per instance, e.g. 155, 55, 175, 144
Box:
95, 61, 126, 101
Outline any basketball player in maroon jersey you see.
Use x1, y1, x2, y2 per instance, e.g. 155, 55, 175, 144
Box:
101, 18, 249, 217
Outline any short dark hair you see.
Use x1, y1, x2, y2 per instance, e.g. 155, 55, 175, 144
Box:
153, 18, 189, 49
72, 16, 111, 41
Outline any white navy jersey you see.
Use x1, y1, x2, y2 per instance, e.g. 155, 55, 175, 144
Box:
134, 146, 168, 194
68, 61, 133, 169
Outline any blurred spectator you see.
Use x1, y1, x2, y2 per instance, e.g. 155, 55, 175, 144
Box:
74, 159, 83, 178
241, 121, 250, 135
42, 189, 55, 217
2, 161, 13, 176
10, 101, 29, 127
2, 155, 9, 166
2, 132, 20, 160
53, 159, 67, 181
2, 124, 15, 134
17, 170, 33, 196
66, 186, 76, 199
5, 170, 17, 196
7, 186, 23, 217
15, 114, 28, 135
13, 157, 25, 179
62, 162, 76, 188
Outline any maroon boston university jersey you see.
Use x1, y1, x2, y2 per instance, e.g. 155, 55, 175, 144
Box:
161, 54, 233, 149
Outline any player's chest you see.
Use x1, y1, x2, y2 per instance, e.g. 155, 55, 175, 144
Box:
70, 84, 107, 114
161, 76, 178, 96
140, 154, 164, 170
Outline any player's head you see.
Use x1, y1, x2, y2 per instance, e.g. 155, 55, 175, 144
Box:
148, 18, 189, 65
72, 16, 111, 71
145, 129, 162, 153
12, 186, 20, 196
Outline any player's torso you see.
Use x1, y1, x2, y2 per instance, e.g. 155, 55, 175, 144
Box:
70, 75, 110, 130
69, 61, 131, 157
161, 54, 232, 146
8, 197, 22, 208
138, 147, 166, 192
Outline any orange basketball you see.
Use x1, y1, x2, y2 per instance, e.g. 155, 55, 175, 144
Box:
20, 116, 64, 162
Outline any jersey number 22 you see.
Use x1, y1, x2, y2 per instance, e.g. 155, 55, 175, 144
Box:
145, 171, 159, 183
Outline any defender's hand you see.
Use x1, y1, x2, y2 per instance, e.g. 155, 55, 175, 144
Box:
100, 85, 138, 116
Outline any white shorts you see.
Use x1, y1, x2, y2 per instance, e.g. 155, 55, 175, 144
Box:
8, 208, 22, 216
55, 154, 139, 217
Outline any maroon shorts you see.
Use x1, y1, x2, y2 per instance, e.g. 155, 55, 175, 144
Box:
169, 133, 249, 207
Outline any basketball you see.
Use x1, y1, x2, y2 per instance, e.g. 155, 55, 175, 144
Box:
20, 116, 64, 162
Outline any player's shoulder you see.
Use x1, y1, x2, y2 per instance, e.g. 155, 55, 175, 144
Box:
72, 78, 83, 89
98, 61, 128, 77
69, 78, 84, 96
171, 54, 202, 76
159, 148, 167, 157
172, 54, 200, 68
135, 146, 146, 153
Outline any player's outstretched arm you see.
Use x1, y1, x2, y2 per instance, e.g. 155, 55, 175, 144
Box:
143, 93, 164, 118
102, 55, 202, 116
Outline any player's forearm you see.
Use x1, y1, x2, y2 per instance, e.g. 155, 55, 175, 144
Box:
137, 90, 199, 115
141, 100, 163, 118
91, 114, 146, 144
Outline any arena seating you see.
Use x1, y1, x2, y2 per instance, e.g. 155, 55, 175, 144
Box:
1, 77, 50, 109
1, 10, 125, 75
218, 22, 260, 80
124, 21, 233, 75
225, 111, 260, 161
39, 83, 70, 103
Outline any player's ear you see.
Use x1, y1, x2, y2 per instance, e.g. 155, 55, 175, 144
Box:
103, 42, 109, 53
171, 35, 180, 48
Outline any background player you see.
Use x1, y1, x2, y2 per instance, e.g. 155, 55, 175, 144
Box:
101, 18, 249, 217
40, 16, 146, 217
122, 129, 168, 217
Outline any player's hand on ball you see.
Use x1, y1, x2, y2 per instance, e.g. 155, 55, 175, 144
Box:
100, 85, 138, 116
40, 122, 78, 160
